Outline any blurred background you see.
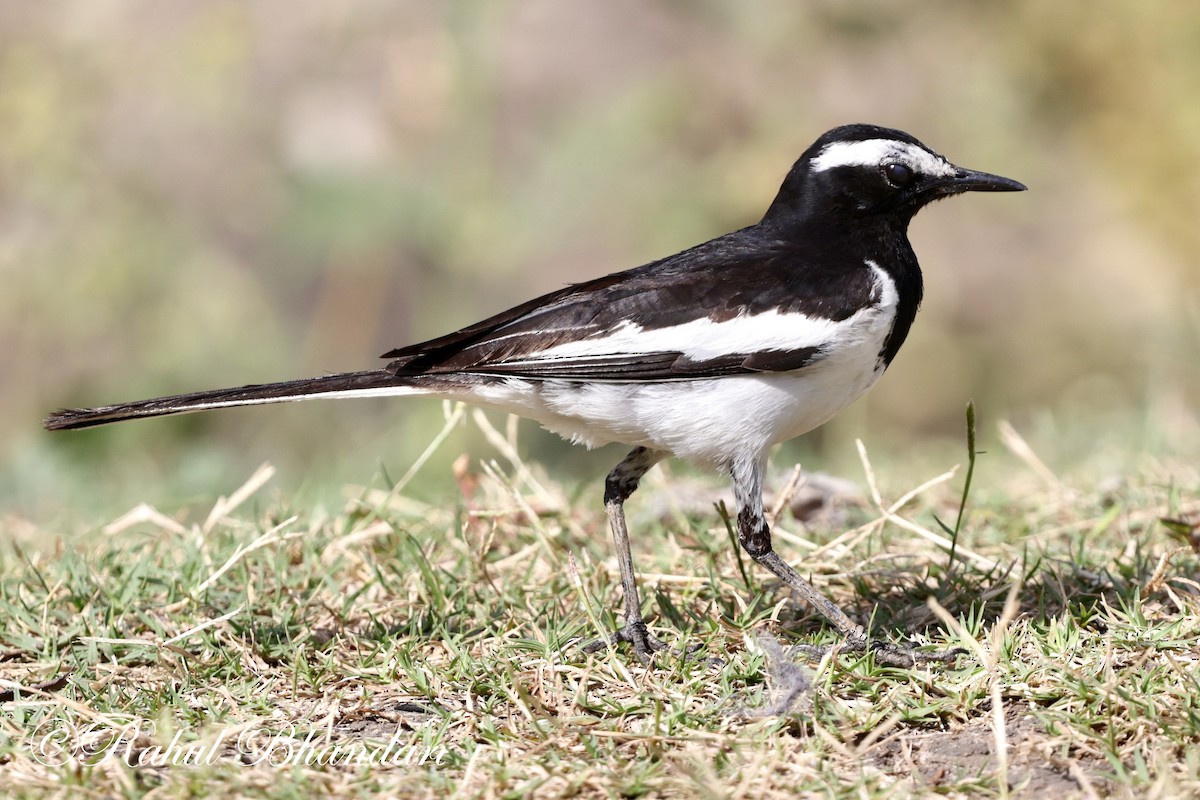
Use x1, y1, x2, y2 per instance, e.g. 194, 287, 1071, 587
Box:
3, 0, 1198, 524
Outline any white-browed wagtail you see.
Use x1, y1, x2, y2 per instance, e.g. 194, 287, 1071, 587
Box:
46, 124, 1026, 665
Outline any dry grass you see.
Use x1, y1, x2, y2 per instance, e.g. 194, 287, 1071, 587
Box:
1, 409, 1198, 799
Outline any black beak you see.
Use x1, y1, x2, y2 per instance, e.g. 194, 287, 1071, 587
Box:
942, 167, 1027, 194
891, 163, 1026, 216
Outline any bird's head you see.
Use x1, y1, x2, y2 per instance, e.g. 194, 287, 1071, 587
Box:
763, 124, 1026, 229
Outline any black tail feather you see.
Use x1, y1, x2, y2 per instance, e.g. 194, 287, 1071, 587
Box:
43, 370, 409, 431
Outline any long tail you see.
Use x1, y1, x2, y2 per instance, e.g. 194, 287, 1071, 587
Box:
43, 370, 421, 431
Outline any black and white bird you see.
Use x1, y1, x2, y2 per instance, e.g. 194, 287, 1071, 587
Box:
45, 124, 1025, 666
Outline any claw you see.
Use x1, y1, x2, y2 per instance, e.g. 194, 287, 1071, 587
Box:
579, 620, 712, 665
581, 620, 668, 664
790, 637, 968, 667
867, 640, 967, 667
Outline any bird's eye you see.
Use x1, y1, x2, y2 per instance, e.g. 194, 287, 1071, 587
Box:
883, 163, 913, 187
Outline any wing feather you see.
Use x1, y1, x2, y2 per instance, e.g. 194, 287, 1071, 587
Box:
384, 228, 881, 382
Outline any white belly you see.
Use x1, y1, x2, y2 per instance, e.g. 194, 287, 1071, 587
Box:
463, 317, 893, 466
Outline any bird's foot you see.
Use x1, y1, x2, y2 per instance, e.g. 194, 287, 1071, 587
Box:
791, 636, 967, 667
579, 619, 712, 665
581, 619, 668, 664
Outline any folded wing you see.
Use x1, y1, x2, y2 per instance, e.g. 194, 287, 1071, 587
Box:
384, 231, 882, 383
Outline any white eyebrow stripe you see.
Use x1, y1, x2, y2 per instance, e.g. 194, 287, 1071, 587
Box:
810, 139, 957, 178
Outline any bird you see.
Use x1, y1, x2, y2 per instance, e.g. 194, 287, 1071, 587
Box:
44, 124, 1025, 666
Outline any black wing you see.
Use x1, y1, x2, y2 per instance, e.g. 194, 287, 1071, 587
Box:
383, 227, 882, 382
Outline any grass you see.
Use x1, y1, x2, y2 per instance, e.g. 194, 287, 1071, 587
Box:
1, 407, 1198, 798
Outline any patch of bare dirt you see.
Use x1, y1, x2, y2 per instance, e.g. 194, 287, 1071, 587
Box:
868, 709, 1108, 797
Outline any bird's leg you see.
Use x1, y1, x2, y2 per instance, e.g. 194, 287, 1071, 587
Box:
581, 446, 668, 663
729, 456, 964, 667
